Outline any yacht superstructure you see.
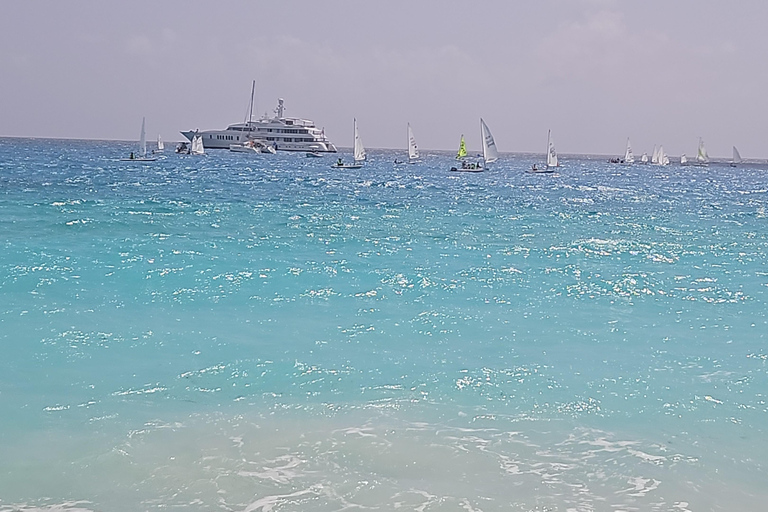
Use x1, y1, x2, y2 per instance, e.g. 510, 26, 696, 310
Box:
181, 98, 337, 152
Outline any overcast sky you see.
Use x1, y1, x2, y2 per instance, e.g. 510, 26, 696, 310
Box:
2, 0, 768, 158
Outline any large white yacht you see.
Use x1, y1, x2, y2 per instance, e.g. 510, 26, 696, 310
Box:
181, 97, 337, 152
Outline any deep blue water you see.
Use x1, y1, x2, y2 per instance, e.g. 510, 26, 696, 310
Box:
1, 138, 767, 511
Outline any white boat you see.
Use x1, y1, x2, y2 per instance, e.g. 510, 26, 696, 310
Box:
121, 117, 156, 161
651, 145, 659, 165
181, 83, 337, 152
680, 154, 688, 165
480, 118, 498, 165
229, 139, 275, 154
331, 118, 365, 169
546, 129, 558, 168
190, 134, 205, 155
624, 138, 634, 164
696, 137, 709, 165
154, 135, 164, 153
306, 151, 323, 158
640, 152, 649, 164
658, 145, 669, 166
731, 146, 742, 167
407, 123, 419, 163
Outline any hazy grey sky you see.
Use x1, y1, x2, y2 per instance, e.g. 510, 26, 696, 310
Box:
2, 0, 768, 158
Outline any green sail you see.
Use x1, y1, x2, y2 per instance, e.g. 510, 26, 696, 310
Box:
456, 135, 467, 159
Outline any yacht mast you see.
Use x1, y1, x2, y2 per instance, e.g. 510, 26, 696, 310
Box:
247, 80, 255, 134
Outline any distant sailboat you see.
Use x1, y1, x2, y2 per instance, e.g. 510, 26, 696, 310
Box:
332, 118, 365, 169
731, 146, 742, 167
190, 134, 205, 155
680, 154, 688, 165
156, 135, 164, 153
658, 145, 669, 166
547, 130, 558, 168
624, 138, 634, 164
121, 117, 156, 161
696, 138, 709, 165
651, 145, 659, 165
456, 134, 468, 160
640, 152, 649, 164
407, 123, 419, 163
480, 118, 498, 165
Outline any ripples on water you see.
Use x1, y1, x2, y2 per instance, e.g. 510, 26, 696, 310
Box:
0, 138, 767, 511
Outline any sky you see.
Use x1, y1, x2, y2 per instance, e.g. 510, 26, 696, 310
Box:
2, 0, 768, 158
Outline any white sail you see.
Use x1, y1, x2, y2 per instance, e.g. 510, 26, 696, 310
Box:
680, 154, 688, 165
353, 118, 366, 162
659, 145, 669, 166
641, 152, 648, 163
191, 134, 205, 155
139, 117, 147, 158
546, 130, 558, 168
624, 138, 634, 164
651, 145, 659, 165
157, 135, 164, 152
480, 118, 498, 164
697, 137, 709, 164
407, 123, 419, 162
732, 146, 742, 165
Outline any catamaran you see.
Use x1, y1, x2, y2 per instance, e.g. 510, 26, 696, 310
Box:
731, 146, 742, 167
480, 118, 498, 165
332, 118, 366, 169
696, 138, 709, 165
407, 123, 419, 163
121, 117, 156, 161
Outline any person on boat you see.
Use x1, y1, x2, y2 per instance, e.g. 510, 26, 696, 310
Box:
337, 157, 343, 166
129, 152, 135, 160
532, 164, 538, 171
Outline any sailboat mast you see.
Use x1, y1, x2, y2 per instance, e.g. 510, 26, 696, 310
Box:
247, 80, 255, 133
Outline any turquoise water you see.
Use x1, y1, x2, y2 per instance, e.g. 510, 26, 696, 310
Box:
1, 138, 767, 511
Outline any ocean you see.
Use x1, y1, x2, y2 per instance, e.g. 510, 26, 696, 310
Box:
1, 138, 767, 511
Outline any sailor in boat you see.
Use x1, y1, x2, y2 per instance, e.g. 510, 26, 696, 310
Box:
129, 152, 135, 160
176, 142, 189, 154
531, 163, 538, 171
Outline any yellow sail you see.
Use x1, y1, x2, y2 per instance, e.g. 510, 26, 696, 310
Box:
456, 135, 467, 159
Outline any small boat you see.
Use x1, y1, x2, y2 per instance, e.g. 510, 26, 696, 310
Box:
640, 152, 649, 164
680, 154, 688, 165
657, 145, 669, 166
331, 118, 366, 169
731, 146, 742, 167
229, 138, 274, 154
526, 129, 558, 173
456, 134, 468, 160
190, 134, 205, 155
480, 118, 498, 165
176, 142, 189, 154
624, 138, 634, 164
651, 145, 659, 165
153, 135, 164, 154
696, 137, 709, 166
407, 123, 419, 163
306, 151, 323, 158
450, 133, 484, 172
121, 117, 156, 161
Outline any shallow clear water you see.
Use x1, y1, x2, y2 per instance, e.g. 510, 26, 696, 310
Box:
1, 138, 767, 511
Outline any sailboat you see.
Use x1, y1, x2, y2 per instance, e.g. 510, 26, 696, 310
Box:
527, 130, 557, 173
450, 131, 485, 172
121, 117, 156, 161
696, 138, 709, 165
407, 123, 419, 163
155, 135, 164, 153
480, 118, 498, 165
624, 138, 634, 164
658, 145, 669, 166
731, 146, 742, 167
680, 154, 688, 165
332, 118, 366, 169
456, 134, 468, 160
640, 152, 649, 164
190, 133, 205, 155
651, 145, 659, 165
